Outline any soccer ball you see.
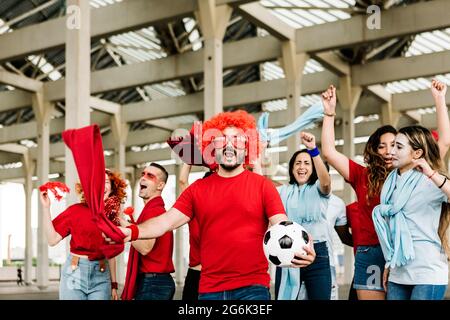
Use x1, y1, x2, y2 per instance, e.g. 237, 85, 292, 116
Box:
263, 220, 310, 267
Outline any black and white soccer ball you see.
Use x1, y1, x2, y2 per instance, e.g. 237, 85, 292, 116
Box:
263, 220, 310, 267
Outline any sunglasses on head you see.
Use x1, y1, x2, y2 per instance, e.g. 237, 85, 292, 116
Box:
212, 135, 247, 149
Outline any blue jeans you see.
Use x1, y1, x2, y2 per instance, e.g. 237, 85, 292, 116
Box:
387, 282, 447, 300
59, 255, 111, 300
198, 285, 270, 300
135, 273, 175, 300
275, 241, 331, 300
353, 245, 385, 291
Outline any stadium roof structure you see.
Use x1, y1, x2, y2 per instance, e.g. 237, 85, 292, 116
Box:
0, 0, 449, 184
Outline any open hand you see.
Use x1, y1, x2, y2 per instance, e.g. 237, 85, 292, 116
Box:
290, 234, 316, 268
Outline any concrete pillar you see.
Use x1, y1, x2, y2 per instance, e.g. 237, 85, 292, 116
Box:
65, 0, 91, 206
281, 41, 308, 156
111, 114, 128, 285
197, 0, 232, 120
338, 76, 362, 284
174, 164, 186, 285
32, 91, 52, 290
381, 101, 400, 127
22, 152, 35, 285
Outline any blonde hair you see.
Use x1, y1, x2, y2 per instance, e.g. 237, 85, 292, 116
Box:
399, 125, 449, 255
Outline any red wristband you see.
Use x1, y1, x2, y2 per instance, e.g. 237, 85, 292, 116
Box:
428, 170, 437, 179
126, 224, 139, 241
111, 282, 118, 290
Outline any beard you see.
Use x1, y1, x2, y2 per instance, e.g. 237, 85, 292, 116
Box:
216, 147, 246, 171
219, 162, 241, 171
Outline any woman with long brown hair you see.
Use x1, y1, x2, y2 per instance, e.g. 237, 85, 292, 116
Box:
320, 79, 450, 300
374, 125, 449, 300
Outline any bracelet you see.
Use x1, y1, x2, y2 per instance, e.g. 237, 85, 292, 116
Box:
439, 177, 447, 189
307, 147, 320, 157
126, 224, 139, 241
111, 282, 118, 290
324, 112, 336, 117
428, 171, 437, 179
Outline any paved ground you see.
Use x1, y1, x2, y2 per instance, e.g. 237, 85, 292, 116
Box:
0, 281, 448, 300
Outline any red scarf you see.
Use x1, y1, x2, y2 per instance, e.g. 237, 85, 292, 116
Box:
62, 124, 125, 259
121, 196, 165, 300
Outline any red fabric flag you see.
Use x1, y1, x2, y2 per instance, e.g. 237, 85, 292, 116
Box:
62, 124, 125, 259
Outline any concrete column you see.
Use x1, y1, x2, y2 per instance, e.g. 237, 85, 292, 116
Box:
65, 0, 91, 206
197, 1, 232, 120
111, 114, 128, 285
174, 164, 186, 285
281, 41, 308, 156
338, 76, 362, 284
22, 152, 35, 285
32, 91, 52, 290
381, 101, 400, 127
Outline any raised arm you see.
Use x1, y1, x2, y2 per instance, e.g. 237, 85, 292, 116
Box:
301, 131, 331, 195
179, 163, 192, 193
39, 191, 63, 246
431, 79, 450, 160
321, 85, 350, 181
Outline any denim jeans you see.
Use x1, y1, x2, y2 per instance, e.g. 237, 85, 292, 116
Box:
353, 245, 385, 291
198, 285, 270, 300
59, 255, 111, 300
134, 273, 175, 300
275, 241, 331, 300
387, 282, 448, 300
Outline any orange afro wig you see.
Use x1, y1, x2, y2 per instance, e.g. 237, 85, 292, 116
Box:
200, 110, 262, 169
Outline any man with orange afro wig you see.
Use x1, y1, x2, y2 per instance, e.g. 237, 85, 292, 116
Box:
109, 110, 317, 301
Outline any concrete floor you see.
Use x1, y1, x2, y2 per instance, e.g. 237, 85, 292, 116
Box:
0, 281, 448, 300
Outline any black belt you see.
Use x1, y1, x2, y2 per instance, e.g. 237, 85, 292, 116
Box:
140, 272, 170, 278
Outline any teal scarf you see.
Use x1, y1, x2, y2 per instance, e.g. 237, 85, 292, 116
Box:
258, 101, 324, 146
372, 169, 423, 268
277, 183, 323, 300
278, 183, 323, 224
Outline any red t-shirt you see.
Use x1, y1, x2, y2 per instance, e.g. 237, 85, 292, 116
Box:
53, 203, 106, 260
347, 160, 381, 246
138, 196, 175, 274
345, 202, 361, 255
188, 217, 201, 268
173, 170, 286, 294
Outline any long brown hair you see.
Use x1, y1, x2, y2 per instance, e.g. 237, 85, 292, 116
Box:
75, 169, 127, 203
364, 125, 397, 201
398, 125, 449, 255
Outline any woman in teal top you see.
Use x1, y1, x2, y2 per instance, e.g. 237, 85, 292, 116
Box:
373, 125, 450, 300
275, 131, 332, 300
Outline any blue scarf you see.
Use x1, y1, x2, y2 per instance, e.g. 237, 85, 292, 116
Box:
277, 183, 323, 300
278, 183, 323, 224
372, 169, 423, 268
258, 101, 324, 146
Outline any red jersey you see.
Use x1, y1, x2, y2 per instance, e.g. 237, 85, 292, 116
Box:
53, 203, 106, 260
347, 160, 381, 246
173, 170, 286, 293
138, 196, 175, 274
